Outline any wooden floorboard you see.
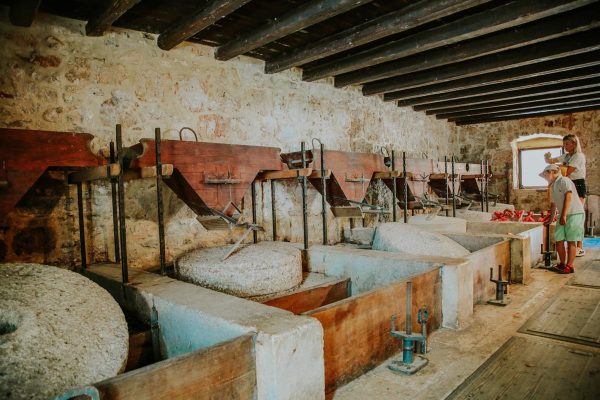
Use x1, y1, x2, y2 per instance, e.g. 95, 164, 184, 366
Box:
446, 336, 600, 400
519, 285, 600, 347
569, 259, 600, 288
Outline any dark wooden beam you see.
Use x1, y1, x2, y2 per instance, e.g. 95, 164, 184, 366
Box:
214, 0, 374, 61
86, 0, 141, 36
412, 77, 600, 112
391, 64, 600, 105
363, 28, 600, 95
444, 94, 600, 120
454, 103, 600, 125
424, 87, 600, 115
382, 50, 600, 101
264, 0, 489, 74
157, 0, 252, 51
303, 0, 597, 82
9, 0, 42, 27
358, 8, 600, 93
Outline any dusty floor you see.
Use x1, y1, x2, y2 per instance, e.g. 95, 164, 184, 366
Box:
333, 248, 599, 400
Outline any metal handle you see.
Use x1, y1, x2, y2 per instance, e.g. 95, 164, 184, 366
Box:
179, 127, 198, 142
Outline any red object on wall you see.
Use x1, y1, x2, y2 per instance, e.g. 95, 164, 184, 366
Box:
0, 128, 104, 216
131, 139, 283, 216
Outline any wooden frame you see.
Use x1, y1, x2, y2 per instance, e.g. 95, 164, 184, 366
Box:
93, 333, 257, 399
303, 268, 441, 393
517, 146, 562, 189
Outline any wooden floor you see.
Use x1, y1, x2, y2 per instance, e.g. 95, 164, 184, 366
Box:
448, 257, 600, 400
446, 336, 600, 400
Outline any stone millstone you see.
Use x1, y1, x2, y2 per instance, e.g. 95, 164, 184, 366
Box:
0, 263, 128, 400
407, 214, 467, 233
372, 223, 470, 258
175, 241, 303, 298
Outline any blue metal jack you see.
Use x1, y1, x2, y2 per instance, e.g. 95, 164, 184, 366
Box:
388, 282, 429, 375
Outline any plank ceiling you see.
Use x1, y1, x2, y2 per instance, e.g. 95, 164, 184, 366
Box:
4, 0, 600, 124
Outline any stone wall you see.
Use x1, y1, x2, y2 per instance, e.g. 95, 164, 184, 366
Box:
0, 11, 457, 268
456, 111, 600, 227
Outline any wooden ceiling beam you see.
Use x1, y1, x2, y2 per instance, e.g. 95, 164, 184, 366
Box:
443, 94, 600, 120
363, 28, 600, 96
86, 0, 141, 36
359, 8, 600, 94
214, 0, 374, 61
454, 103, 600, 125
264, 0, 489, 74
424, 87, 600, 115
411, 77, 600, 112
393, 64, 600, 105
382, 50, 600, 101
9, 0, 42, 27
157, 0, 252, 51
302, 0, 596, 83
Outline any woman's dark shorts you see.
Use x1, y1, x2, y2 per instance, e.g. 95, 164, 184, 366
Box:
572, 179, 587, 198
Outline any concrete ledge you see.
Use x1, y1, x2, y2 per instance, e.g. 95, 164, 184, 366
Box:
465, 223, 544, 282
86, 264, 325, 400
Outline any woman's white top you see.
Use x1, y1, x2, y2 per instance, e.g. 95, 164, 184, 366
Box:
557, 152, 586, 180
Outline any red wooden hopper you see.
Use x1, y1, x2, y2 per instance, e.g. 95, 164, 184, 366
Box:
0, 128, 104, 216
282, 149, 388, 217
130, 139, 283, 229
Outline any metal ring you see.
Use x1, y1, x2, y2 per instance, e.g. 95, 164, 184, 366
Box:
179, 127, 198, 142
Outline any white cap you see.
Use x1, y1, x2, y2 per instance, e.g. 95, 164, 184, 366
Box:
538, 164, 560, 178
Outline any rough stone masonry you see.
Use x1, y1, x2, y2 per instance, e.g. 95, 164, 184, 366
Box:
0, 10, 458, 270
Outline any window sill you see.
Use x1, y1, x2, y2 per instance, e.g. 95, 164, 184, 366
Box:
515, 188, 547, 192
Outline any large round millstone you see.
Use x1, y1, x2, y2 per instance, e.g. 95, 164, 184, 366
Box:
0, 263, 128, 400
175, 241, 303, 297
407, 214, 467, 233
372, 223, 470, 258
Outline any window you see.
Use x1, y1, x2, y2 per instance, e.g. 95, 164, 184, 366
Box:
518, 147, 562, 188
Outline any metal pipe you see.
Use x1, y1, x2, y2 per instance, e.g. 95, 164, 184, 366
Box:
544, 217, 552, 267
109, 142, 120, 263
485, 159, 490, 212
251, 181, 257, 244
319, 142, 327, 245
116, 124, 128, 284
391, 150, 397, 222
402, 151, 408, 223
271, 179, 277, 241
451, 155, 456, 217
301, 141, 308, 250
481, 160, 485, 212
154, 128, 166, 275
76, 182, 87, 271
444, 156, 449, 217
405, 281, 412, 335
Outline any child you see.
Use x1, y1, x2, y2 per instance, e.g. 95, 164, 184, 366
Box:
539, 164, 585, 274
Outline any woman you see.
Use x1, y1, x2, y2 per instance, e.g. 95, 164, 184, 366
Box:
545, 134, 587, 256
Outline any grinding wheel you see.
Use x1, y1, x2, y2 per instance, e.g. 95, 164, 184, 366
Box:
176, 241, 303, 297
0, 263, 128, 400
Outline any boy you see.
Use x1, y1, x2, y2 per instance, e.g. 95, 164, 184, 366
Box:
539, 164, 585, 274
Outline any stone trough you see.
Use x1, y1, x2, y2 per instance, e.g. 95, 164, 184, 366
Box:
71, 215, 538, 399
84, 244, 447, 397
